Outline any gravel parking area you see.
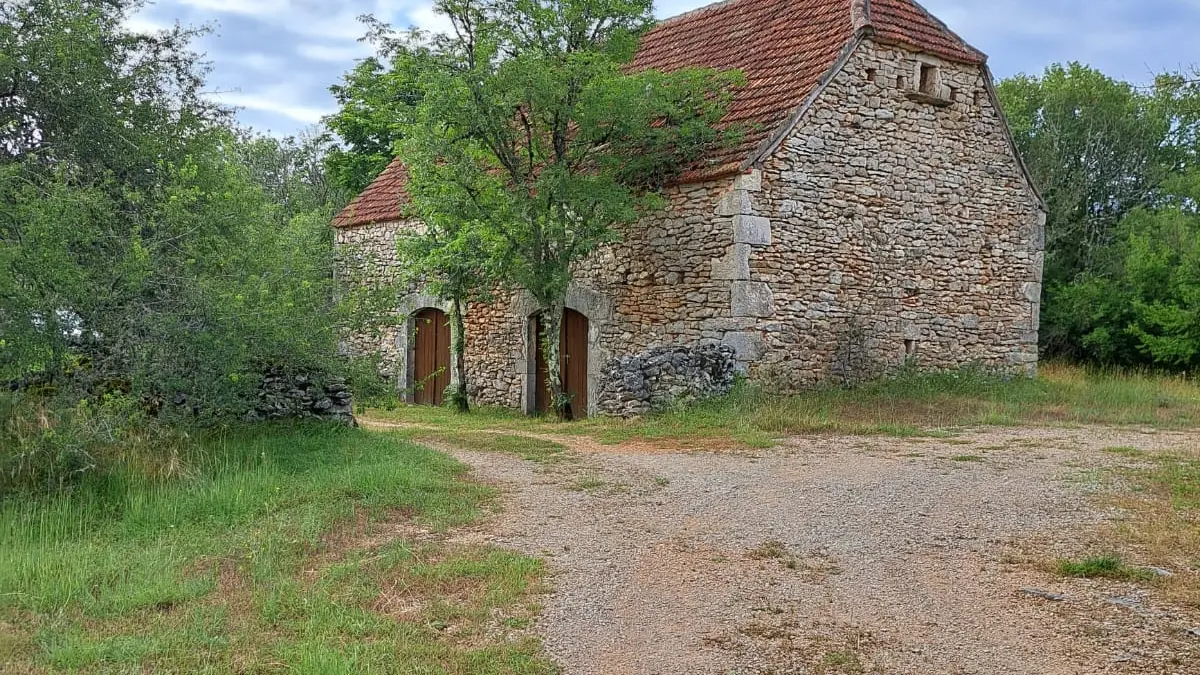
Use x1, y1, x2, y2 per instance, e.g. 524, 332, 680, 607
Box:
373, 421, 1200, 674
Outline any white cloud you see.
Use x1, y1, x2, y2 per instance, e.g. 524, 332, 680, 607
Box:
297, 42, 371, 63
211, 85, 332, 124
123, 11, 170, 34
407, 4, 456, 34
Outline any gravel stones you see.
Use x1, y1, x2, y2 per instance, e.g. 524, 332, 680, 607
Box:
415, 424, 1200, 674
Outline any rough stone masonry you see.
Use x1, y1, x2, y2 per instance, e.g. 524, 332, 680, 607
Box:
332, 0, 1045, 418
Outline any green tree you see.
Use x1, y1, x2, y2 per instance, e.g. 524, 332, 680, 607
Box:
376, 0, 740, 418
997, 63, 1200, 359
0, 0, 370, 419
323, 35, 428, 194
1057, 170, 1200, 368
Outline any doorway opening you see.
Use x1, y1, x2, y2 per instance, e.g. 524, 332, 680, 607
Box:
533, 308, 589, 419
411, 308, 450, 406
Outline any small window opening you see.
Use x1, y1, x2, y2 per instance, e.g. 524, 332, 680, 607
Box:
919, 64, 938, 95
897, 73, 908, 90
904, 339, 918, 358
866, 68, 877, 83
948, 86, 959, 103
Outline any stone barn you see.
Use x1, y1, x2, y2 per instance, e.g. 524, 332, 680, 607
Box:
333, 0, 1045, 418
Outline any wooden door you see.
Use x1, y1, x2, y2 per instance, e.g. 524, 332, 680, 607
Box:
562, 309, 588, 418
412, 308, 450, 406
533, 309, 589, 419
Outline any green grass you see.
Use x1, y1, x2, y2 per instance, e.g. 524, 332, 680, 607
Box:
0, 424, 551, 674
1056, 554, 1155, 582
406, 432, 569, 465
1102, 446, 1146, 457
951, 455, 985, 463
366, 362, 1200, 448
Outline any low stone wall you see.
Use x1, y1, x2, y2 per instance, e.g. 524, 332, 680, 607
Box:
248, 374, 355, 425
597, 345, 736, 417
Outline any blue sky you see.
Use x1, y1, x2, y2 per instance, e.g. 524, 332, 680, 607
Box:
125, 0, 1200, 136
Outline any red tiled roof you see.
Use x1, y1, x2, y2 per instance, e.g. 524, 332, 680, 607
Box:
334, 0, 985, 227
331, 157, 410, 228
870, 0, 984, 65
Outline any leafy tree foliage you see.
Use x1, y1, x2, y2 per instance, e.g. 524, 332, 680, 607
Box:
1053, 171, 1200, 368
0, 0, 369, 420
354, 0, 741, 417
997, 63, 1200, 363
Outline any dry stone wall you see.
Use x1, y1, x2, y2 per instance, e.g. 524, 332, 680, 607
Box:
596, 344, 737, 417
746, 39, 1044, 389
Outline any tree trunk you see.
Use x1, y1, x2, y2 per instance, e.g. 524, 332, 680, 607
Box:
448, 296, 470, 413
540, 302, 570, 420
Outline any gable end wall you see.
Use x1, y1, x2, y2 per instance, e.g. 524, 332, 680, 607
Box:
749, 38, 1044, 388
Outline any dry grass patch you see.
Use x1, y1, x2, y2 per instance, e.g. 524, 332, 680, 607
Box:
1106, 453, 1200, 607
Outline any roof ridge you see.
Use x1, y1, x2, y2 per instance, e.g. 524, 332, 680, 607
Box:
850, 0, 871, 32
894, 0, 985, 62
654, 0, 742, 28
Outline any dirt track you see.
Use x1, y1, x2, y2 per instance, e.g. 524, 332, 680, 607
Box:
365, 420, 1200, 674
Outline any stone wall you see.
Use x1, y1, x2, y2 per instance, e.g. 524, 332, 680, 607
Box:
333, 220, 414, 381
248, 373, 355, 425
596, 344, 737, 417
744, 39, 1044, 389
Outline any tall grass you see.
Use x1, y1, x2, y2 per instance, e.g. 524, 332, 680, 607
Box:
366, 362, 1200, 445
0, 425, 550, 673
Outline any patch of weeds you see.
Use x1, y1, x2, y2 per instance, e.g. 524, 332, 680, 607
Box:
1103, 454, 1200, 606
653, 476, 671, 487
0, 427, 554, 674
951, 455, 985, 463
817, 649, 865, 674
1056, 555, 1155, 582
570, 474, 607, 492
746, 540, 790, 561
1102, 446, 1145, 457
944, 438, 974, 446
901, 452, 925, 458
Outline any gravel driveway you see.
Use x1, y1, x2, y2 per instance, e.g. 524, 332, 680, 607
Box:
372, 422, 1200, 674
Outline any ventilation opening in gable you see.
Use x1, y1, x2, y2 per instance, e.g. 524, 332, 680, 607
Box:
866, 68, 877, 83
919, 64, 938, 96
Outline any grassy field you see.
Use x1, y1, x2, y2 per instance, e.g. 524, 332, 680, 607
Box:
0, 425, 551, 674
365, 362, 1200, 447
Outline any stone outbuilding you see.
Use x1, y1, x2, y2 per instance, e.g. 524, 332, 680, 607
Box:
333, 0, 1045, 418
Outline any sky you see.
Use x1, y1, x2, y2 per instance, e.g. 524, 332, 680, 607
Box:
125, 0, 1200, 136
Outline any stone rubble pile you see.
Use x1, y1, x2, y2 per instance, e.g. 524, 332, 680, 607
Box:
597, 344, 736, 417
248, 373, 355, 425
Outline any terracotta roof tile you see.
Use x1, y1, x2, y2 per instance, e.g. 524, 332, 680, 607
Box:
331, 158, 410, 228
334, 0, 986, 227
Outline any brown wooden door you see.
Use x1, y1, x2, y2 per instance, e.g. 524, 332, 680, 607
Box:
533, 309, 589, 419
412, 308, 450, 406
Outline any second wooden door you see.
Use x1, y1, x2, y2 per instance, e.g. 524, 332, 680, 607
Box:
534, 308, 589, 419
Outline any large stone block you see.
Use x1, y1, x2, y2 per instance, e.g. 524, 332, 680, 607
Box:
731, 281, 775, 318
732, 215, 772, 246
716, 189, 755, 217
711, 244, 751, 281
732, 169, 763, 193
722, 331, 765, 361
